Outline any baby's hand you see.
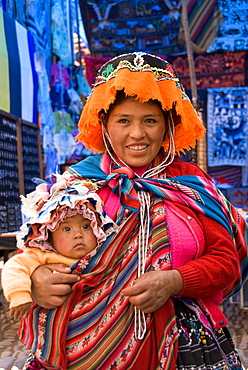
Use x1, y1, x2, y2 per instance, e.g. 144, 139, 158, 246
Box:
10, 302, 31, 320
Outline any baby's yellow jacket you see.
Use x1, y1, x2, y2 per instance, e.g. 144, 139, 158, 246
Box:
1, 248, 78, 308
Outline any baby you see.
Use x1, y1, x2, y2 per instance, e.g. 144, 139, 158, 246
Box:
1, 174, 117, 319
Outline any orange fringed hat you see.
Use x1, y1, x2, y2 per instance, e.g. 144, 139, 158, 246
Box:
76, 52, 205, 153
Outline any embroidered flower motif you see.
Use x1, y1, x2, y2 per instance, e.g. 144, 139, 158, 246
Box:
102, 64, 114, 78
75, 258, 90, 271
39, 312, 47, 324
133, 53, 145, 67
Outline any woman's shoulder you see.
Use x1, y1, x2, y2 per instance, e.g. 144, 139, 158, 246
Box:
166, 157, 211, 180
64, 153, 106, 180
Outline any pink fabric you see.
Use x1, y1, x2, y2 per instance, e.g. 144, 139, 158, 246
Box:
130, 164, 150, 176
99, 185, 206, 268
98, 162, 150, 218
98, 164, 149, 219
84, 57, 111, 87
165, 201, 205, 268
96, 163, 228, 330
198, 296, 227, 328
98, 186, 121, 220
50, 63, 71, 89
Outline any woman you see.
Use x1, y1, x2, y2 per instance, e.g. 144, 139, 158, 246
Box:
27, 52, 247, 370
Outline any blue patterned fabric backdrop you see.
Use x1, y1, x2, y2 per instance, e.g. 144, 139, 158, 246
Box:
207, 87, 248, 167
208, 0, 248, 52
80, 0, 183, 57
79, 0, 248, 57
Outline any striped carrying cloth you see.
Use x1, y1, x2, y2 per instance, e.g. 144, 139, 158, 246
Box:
19, 153, 247, 370
67, 153, 247, 298
19, 199, 178, 370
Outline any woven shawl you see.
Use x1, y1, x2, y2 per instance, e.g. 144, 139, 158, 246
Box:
67, 153, 247, 297
18, 153, 247, 370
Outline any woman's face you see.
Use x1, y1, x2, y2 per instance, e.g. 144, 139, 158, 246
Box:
106, 97, 166, 167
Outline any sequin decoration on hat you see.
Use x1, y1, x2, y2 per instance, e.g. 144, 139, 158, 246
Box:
76, 52, 205, 154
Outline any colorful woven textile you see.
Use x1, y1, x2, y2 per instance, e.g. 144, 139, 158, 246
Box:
19, 198, 178, 370
170, 51, 247, 91
207, 87, 248, 167
0, 8, 37, 122
68, 153, 247, 297
19, 153, 247, 370
81, 0, 182, 57
208, 0, 248, 53
83, 51, 248, 93
185, 0, 221, 53
84, 57, 111, 87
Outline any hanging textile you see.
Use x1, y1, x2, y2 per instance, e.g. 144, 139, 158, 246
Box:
208, 0, 248, 53
0, 8, 37, 123
207, 166, 242, 188
81, 0, 182, 57
0, 7, 10, 113
207, 87, 248, 167
170, 51, 247, 91
51, 0, 71, 64
180, 0, 221, 53
84, 57, 111, 87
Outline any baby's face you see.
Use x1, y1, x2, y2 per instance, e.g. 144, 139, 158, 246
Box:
51, 214, 97, 259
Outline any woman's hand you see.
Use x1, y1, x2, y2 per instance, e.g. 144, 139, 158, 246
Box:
121, 270, 183, 313
31, 264, 80, 309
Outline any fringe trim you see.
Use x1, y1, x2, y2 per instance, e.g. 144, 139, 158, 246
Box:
76, 69, 206, 153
